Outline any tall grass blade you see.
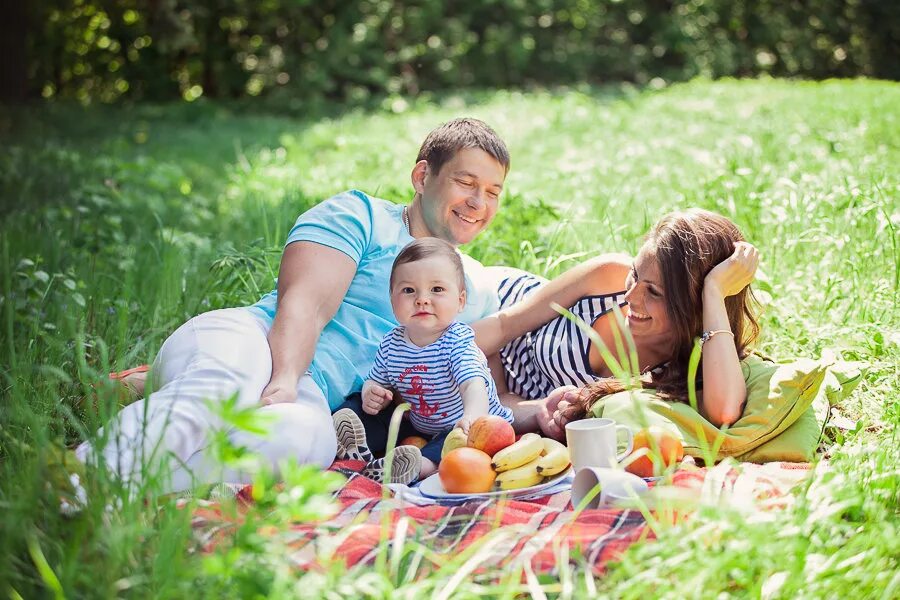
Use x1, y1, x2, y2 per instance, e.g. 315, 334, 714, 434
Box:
27, 535, 65, 600
376, 401, 411, 573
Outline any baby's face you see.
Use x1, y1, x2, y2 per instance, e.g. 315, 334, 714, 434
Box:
390, 256, 466, 338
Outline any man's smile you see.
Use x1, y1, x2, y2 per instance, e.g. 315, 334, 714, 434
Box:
452, 210, 480, 224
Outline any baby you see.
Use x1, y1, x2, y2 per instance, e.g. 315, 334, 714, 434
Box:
332, 237, 513, 484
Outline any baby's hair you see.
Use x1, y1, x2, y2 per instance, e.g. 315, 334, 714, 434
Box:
390, 237, 466, 291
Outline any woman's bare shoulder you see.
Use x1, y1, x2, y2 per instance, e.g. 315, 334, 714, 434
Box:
578, 253, 632, 296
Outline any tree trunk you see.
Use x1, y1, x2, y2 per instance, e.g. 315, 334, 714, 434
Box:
0, 0, 29, 102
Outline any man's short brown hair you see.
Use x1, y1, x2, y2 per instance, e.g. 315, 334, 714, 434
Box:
390, 237, 466, 291
416, 118, 510, 176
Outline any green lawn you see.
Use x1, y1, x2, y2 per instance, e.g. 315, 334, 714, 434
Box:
1, 78, 898, 598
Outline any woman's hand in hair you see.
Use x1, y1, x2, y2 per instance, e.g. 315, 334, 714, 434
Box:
704, 241, 759, 298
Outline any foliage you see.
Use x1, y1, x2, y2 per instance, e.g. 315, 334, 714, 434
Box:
0, 79, 897, 596
17, 0, 900, 105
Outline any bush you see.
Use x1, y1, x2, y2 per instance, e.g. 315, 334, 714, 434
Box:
12, 1, 900, 105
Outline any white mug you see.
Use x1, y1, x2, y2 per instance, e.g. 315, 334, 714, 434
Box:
571, 467, 648, 509
565, 418, 634, 472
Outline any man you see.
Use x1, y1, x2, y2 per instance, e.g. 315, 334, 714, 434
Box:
77, 118, 511, 493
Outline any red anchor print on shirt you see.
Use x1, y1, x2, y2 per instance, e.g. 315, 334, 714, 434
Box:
407, 375, 437, 417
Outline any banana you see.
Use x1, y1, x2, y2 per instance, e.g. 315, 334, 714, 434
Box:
535, 437, 571, 476
539, 437, 566, 455
494, 456, 544, 490
491, 433, 543, 472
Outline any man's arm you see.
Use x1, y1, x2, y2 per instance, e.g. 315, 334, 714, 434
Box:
473, 254, 631, 356
260, 241, 357, 405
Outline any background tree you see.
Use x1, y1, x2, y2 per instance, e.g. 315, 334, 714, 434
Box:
13, 0, 900, 105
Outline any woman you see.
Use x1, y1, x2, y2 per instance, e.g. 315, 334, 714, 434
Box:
473, 208, 760, 438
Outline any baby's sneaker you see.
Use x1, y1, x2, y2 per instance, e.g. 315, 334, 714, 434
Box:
362, 445, 422, 485
333, 408, 374, 463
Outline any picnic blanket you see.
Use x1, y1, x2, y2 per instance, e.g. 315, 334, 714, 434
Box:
189, 459, 813, 576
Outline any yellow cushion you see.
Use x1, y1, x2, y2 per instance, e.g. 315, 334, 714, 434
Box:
590, 354, 863, 463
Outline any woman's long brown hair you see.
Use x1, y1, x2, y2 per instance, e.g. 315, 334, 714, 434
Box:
570, 209, 760, 418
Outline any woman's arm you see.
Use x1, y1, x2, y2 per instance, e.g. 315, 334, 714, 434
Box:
261, 241, 357, 405
487, 353, 546, 434
473, 254, 631, 356
699, 242, 759, 426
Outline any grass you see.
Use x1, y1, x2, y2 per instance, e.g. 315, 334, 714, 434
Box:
1, 78, 898, 598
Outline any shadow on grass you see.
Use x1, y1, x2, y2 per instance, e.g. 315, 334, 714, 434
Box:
0, 81, 650, 216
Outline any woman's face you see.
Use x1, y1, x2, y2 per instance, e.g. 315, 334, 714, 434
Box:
624, 245, 673, 342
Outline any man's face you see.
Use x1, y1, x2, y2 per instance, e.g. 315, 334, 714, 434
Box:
415, 148, 506, 246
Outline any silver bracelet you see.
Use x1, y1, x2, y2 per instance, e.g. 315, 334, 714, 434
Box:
699, 329, 734, 347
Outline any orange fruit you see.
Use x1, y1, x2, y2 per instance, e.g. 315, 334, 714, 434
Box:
439, 447, 496, 493
399, 435, 428, 449
625, 426, 685, 478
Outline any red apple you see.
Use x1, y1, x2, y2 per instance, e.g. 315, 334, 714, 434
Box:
466, 415, 516, 457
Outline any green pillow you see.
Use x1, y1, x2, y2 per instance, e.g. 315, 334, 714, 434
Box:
590, 354, 863, 463
738, 360, 863, 462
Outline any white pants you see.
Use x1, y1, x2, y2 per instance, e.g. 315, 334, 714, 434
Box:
76, 308, 337, 494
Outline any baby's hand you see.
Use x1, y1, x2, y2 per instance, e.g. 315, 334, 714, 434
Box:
361, 380, 394, 415
455, 416, 476, 435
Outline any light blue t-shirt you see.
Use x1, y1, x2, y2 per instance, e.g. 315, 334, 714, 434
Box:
245, 190, 499, 410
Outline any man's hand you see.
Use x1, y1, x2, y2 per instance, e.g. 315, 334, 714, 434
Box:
361, 380, 394, 415
260, 379, 297, 406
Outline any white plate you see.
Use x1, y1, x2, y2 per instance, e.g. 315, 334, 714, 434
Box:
418, 468, 573, 500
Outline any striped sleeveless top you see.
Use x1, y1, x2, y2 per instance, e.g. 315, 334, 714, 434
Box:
497, 270, 627, 400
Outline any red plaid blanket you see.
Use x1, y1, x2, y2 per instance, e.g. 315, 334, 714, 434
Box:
190, 460, 811, 576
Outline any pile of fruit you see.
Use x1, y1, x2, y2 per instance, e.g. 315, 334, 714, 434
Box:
438, 415, 571, 493
622, 425, 684, 478
418, 416, 687, 495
